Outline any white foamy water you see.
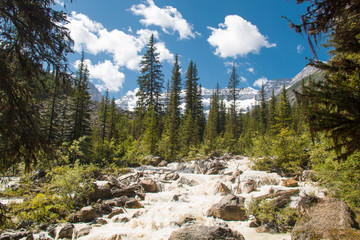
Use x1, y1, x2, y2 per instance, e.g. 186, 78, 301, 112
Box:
78, 157, 323, 240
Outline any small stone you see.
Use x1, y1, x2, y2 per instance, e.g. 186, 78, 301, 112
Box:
218, 182, 232, 195
96, 218, 108, 225
74, 226, 92, 238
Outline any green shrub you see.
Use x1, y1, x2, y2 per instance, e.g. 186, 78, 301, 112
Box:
248, 198, 300, 233
9, 193, 70, 227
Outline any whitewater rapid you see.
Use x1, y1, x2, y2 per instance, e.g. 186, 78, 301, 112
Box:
76, 157, 324, 240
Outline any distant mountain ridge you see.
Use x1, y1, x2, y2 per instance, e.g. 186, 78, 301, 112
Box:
100, 65, 320, 113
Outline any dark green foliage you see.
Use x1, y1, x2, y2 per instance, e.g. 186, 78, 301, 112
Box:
69, 52, 92, 142
0, 0, 73, 171
248, 198, 300, 233
161, 54, 182, 160
136, 34, 164, 115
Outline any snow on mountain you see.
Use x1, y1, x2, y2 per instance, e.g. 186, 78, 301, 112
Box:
115, 65, 320, 113
115, 87, 258, 114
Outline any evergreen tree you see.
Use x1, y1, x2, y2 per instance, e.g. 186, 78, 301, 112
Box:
204, 87, 220, 151
108, 97, 119, 141
99, 89, 110, 143
276, 84, 291, 130
161, 54, 182, 159
225, 62, 240, 139
136, 34, 164, 115
259, 84, 268, 134
70, 52, 92, 142
0, 0, 73, 170
268, 89, 278, 134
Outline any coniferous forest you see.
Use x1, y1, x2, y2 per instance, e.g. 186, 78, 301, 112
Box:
1, 0, 360, 238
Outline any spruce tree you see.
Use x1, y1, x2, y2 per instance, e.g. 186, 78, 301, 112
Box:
161, 54, 182, 159
226, 62, 240, 139
268, 89, 278, 134
276, 84, 291, 130
259, 84, 268, 134
70, 52, 92, 142
204, 87, 220, 151
136, 34, 164, 115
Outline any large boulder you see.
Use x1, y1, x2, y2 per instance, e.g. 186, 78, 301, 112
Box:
140, 178, 160, 193
292, 198, 360, 240
169, 225, 245, 240
207, 195, 248, 221
79, 206, 97, 222
58, 223, 74, 239
0, 230, 33, 240
89, 184, 113, 201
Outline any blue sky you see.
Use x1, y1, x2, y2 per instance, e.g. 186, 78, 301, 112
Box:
55, 0, 328, 99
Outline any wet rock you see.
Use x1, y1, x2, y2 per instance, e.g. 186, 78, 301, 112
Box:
47, 225, 57, 238
112, 196, 130, 207
99, 203, 113, 214
158, 160, 168, 167
58, 223, 74, 239
175, 216, 196, 226
169, 225, 245, 240
89, 184, 113, 201
108, 208, 124, 219
0, 230, 33, 240
124, 198, 143, 209
223, 153, 232, 160
282, 178, 298, 187
249, 219, 261, 228
164, 172, 180, 181
292, 198, 360, 240
256, 223, 279, 234
37, 233, 52, 240
74, 225, 92, 238
229, 170, 243, 183
140, 178, 160, 193
67, 213, 81, 223
112, 216, 130, 223
207, 195, 248, 221
79, 206, 97, 222
243, 179, 256, 193
95, 218, 108, 225
137, 192, 146, 200
178, 176, 198, 186
218, 182, 232, 195
172, 194, 181, 201
301, 170, 314, 182
104, 234, 122, 240
144, 155, 163, 166
111, 188, 137, 198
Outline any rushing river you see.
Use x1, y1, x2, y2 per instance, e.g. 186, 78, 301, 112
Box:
76, 157, 323, 240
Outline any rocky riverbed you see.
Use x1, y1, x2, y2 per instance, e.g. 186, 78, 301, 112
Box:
1, 155, 360, 240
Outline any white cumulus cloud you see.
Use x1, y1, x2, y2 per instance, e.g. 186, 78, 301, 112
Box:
297, 44, 305, 54
66, 12, 173, 92
247, 67, 255, 73
207, 15, 276, 58
74, 59, 125, 92
131, 0, 197, 39
253, 77, 269, 87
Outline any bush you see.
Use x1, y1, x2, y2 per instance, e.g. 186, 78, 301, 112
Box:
9, 193, 70, 227
248, 198, 300, 233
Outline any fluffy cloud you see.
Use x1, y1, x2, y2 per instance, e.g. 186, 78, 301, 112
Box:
297, 44, 305, 54
74, 59, 125, 92
247, 67, 255, 73
131, 0, 197, 39
207, 15, 276, 58
253, 77, 268, 87
66, 12, 173, 92
240, 76, 247, 83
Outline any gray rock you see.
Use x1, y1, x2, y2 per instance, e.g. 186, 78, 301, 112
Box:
292, 198, 360, 240
58, 223, 74, 239
74, 225, 92, 238
164, 173, 180, 181
140, 178, 160, 193
0, 230, 33, 240
125, 198, 143, 209
79, 206, 97, 222
108, 208, 124, 219
169, 225, 245, 240
207, 195, 248, 221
